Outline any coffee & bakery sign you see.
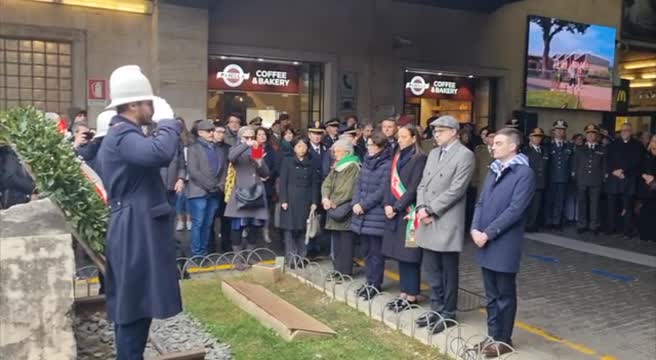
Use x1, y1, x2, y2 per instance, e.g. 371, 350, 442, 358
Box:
208, 59, 300, 94
404, 72, 474, 100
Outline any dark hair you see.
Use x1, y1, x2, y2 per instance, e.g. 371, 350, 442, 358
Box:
116, 104, 129, 114
293, 136, 310, 152
283, 128, 296, 137
572, 133, 584, 140
345, 114, 359, 124
176, 117, 192, 145
369, 130, 389, 148
496, 128, 523, 150
398, 124, 424, 154
479, 126, 495, 137
255, 127, 270, 144
227, 112, 243, 123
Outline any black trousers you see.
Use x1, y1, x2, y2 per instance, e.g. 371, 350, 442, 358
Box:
482, 268, 517, 344
361, 235, 384, 288
526, 189, 543, 229
607, 193, 634, 235
332, 231, 355, 275
639, 198, 656, 241
230, 226, 260, 248
577, 185, 601, 230
544, 183, 568, 226
399, 260, 421, 296
422, 250, 459, 319
114, 317, 152, 360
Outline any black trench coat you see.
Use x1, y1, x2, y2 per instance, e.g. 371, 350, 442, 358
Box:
278, 156, 320, 230
381, 148, 427, 264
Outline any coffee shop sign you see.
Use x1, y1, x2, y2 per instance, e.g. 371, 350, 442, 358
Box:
405, 76, 459, 96
217, 64, 291, 88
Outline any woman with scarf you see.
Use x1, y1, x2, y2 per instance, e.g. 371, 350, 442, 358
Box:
321, 139, 361, 279
224, 126, 270, 260
382, 125, 427, 310
350, 131, 393, 299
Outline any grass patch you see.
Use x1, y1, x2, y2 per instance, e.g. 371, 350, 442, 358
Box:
527, 90, 579, 109
181, 274, 446, 360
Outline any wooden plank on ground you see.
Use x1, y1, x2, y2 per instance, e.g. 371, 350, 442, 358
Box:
221, 279, 336, 341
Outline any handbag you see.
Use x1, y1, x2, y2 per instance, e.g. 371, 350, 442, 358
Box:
305, 208, 322, 244
235, 183, 265, 210
327, 201, 352, 221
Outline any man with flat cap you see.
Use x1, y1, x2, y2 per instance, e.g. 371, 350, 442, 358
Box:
572, 124, 606, 234
415, 115, 475, 334
525, 127, 549, 232
544, 119, 573, 230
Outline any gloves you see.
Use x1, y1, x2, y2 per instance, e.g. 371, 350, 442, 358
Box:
152, 96, 174, 123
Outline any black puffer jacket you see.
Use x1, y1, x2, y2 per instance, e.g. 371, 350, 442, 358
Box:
350, 148, 393, 237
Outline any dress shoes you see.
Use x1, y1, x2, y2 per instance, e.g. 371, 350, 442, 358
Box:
415, 313, 439, 328
428, 318, 456, 334
482, 342, 514, 358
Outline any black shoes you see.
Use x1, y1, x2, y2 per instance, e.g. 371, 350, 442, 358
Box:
415, 313, 439, 328
358, 285, 381, 301
428, 318, 457, 334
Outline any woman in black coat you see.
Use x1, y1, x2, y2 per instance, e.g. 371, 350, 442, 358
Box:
638, 134, 656, 241
278, 137, 320, 264
381, 125, 427, 311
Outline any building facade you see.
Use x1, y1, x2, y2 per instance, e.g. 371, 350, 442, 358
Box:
1, 0, 635, 132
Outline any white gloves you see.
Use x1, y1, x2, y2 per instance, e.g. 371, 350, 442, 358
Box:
152, 96, 174, 123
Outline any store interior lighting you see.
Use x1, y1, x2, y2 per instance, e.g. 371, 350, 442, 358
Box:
629, 81, 654, 88
624, 60, 656, 70
29, 0, 152, 14
642, 73, 656, 79
620, 75, 635, 80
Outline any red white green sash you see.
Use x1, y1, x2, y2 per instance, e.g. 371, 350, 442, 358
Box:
390, 152, 418, 248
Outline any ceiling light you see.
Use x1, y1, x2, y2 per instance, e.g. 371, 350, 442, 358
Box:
624, 60, 656, 70
220, 56, 227, 60
629, 81, 654, 88
293, 61, 300, 65
437, 72, 443, 76
620, 75, 635, 80
258, 58, 264, 62
468, 75, 474, 78
29, 0, 152, 14
642, 73, 656, 79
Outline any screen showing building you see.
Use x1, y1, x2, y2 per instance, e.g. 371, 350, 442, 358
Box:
524, 15, 617, 111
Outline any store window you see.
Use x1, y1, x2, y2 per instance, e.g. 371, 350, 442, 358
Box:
403, 70, 493, 132
207, 56, 323, 130
0, 38, 72, 113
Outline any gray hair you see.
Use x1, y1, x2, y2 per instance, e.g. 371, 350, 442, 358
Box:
237, 125, 255, 139
71, 122, 89, 134
331, 139, 354, 154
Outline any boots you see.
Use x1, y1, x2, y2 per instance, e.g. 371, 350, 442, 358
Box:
232, 245, 248, 271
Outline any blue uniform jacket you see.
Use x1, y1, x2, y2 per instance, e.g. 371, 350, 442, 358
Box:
97, 115, 182, 325
472, 160, 535, 273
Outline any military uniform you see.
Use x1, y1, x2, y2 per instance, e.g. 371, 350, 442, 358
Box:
572, 124, 606, 233
544, 120, 573, 228
525, 128, 549, 231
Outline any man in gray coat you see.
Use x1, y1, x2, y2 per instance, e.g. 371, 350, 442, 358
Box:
415, 116, 475, 334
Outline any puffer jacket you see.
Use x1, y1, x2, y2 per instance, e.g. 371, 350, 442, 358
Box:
350, 148, 393, 236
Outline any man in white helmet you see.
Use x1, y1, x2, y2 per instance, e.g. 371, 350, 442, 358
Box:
97, 65, 182, 360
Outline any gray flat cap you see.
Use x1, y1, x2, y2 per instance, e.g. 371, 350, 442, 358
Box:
196, 120, 215, 131
430, 115, 460, 130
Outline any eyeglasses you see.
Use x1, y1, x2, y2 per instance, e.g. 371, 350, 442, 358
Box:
215, 129, 226, 133
243, 136, 255, 140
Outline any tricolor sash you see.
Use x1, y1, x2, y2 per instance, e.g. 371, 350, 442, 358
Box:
390, 152, 418, 248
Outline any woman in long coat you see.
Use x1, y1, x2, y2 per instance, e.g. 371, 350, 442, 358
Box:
278, 137, 320, 264
381, 125, 427, 310
350, 131, 392, 299
321, 139, 360, 278
224, 126, 270, 253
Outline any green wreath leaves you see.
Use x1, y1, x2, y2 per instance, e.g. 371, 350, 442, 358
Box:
0, 106, 108, 252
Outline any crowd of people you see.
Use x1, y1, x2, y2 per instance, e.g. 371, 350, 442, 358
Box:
1, 63, 655, 359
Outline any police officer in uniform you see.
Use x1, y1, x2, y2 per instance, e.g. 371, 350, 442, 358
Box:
573, 124, 606, 234
544, 119, 573, 230
98, 65, 182, 359
323, 118, 340, 149
525, 127, 548, 232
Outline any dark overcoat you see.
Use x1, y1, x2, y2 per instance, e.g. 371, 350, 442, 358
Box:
381, 148, 427, 263
97, 116, 182, 325
350, 148, 393, 237
472, 160, 535, 273
278, 156, 320, 230
605, 138, 643, 195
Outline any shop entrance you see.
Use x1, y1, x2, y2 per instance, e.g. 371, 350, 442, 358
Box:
207, 56, 323, 130
402, 69, 495, 133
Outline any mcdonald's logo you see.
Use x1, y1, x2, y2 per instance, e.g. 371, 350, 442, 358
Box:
617, 89, 627, 103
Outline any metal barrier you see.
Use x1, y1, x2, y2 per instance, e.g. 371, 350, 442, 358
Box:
74, 249, 517, 359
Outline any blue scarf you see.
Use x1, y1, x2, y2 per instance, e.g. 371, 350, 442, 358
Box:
198, 139, 220, 176
490, 153, 529, 180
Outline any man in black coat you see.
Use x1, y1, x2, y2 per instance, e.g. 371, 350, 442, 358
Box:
0, 145, 35, 209
307, 121, 329, 258
524, 128, 548, 232
605, 123, 643, 237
